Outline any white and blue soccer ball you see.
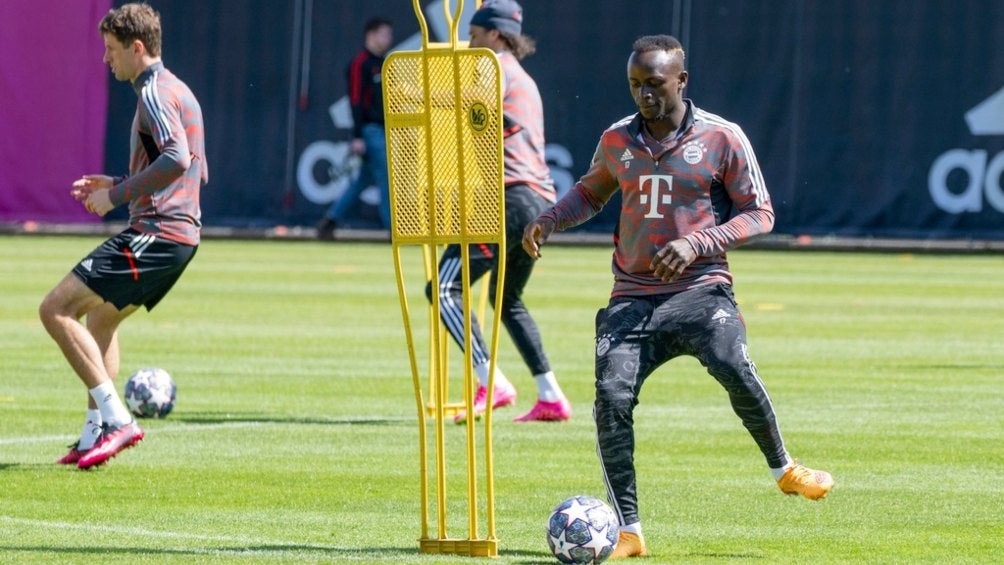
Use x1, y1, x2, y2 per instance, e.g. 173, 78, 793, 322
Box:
546, 495, 620, 564
124, 367, 177, 418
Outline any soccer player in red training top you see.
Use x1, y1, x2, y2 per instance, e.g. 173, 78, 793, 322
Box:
426, 0, 572, 424
39, 3, 207, 470
523, 35, 833, 558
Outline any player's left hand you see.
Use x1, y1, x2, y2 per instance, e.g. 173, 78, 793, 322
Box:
84, 189, 115, 216
71, 174, 113, 202
650, 238, 697, 282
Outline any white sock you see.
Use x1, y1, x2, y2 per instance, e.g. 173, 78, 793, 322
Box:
89, 381, 132, 428
533, 371, 563, 402
473, 361, 508, 389
770, 455, 795, 481
78, 409, 103, 450
620, 521, 642, 535
474, 361, 490, 387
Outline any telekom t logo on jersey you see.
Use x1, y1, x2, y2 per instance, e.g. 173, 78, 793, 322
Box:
639, 175, 673, 218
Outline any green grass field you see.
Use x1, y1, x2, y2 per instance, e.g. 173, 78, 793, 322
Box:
1, 235, 1001, 564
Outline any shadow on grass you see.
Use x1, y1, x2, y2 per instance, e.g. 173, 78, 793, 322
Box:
897, 363, 1004, 370
510, 549, 767, 563
510, 557, 561, 565
509, 550, 765, 563
0, 544, 409, 558
682, 551, 766, 560
173, 412, 408, 426
1, 545, 554, 561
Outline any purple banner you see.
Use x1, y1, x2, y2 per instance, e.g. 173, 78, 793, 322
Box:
0, 0, 111, 223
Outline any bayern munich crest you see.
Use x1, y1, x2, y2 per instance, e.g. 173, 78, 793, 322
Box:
596, 336, 611, 356
682, 140, 706, 165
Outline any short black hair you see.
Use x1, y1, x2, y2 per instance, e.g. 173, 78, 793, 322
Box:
364, 17, 392, 34
632, 35, 683, 55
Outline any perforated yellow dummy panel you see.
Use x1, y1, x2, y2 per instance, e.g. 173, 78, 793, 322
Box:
384, 48, 504, 244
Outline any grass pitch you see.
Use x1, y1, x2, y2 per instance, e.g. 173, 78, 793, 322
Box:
1, 235, 1001, 563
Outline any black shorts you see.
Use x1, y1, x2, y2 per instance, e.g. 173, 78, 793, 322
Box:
72, 228, 198, 311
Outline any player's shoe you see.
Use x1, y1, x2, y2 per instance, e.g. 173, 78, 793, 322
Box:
513, 397, 572, 422
453, 381, 517, 424
77, 421, 145, 470
316, 217, 337, 241
610, 530, 648, 559
777, 462, 834, 500
56, 442, 90, 465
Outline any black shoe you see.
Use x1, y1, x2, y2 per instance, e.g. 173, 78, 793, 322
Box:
316, 217, 337, 241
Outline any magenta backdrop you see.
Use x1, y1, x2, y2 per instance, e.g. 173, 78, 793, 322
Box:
0, 0, 112, 223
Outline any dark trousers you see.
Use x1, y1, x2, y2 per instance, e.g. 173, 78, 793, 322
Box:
594, 283, 789, 526
425, 184, 552, 376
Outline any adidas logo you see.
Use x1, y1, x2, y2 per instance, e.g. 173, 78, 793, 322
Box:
81, 259, 93, 272
711, 308, 731, 323
620, 148, 633, 162
928, 84, 1004, 214
129, 233, 156, 259
965, 85, 1004, 135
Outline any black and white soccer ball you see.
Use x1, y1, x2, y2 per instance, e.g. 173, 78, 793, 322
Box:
546, 495, 620, 564
124, 367, 176, 418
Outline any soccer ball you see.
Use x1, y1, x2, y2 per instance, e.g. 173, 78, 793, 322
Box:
124, 367, 177, 418
546, 495, 620, 564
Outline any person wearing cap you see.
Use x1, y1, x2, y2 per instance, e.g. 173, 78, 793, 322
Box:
426, 0, 571, 424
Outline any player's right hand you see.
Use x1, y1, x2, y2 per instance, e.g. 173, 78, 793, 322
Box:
650, 238, 697, 282
522, 218, 554, 259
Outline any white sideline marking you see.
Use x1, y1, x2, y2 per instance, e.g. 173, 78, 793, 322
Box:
0, 434, 78, 446
0, 516, 352, 555
0, 418, 407, 446
0, 421, 269, 446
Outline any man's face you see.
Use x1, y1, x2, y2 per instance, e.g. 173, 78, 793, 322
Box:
102, 33, 140, 82
369, 25, 394, 55
468, 24, 493, 49
627, 49, 687, 122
